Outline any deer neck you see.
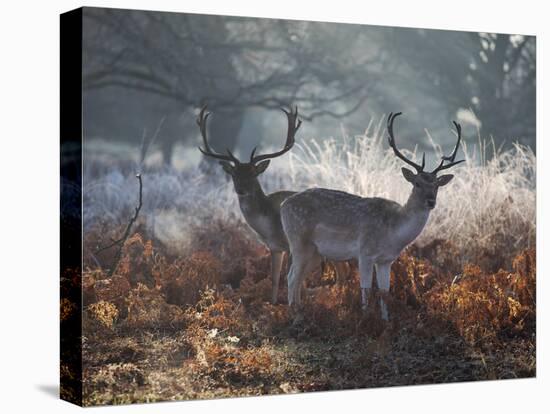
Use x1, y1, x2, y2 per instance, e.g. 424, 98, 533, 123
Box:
235, 178, 269, 218
396, 191, 431, 245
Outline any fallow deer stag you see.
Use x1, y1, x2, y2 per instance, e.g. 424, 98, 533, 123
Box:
197, 105, 301, 304
281, 112, 464, 320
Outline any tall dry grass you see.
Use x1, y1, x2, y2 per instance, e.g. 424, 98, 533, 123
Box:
84, 120, 535, 263
77, 123, 536, 404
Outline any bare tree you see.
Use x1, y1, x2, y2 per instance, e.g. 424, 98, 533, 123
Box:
82, 8, 376, 164
382, 28, 535, 151
470, 33, 535, 149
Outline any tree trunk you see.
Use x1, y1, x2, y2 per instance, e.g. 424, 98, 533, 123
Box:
160, 139, 174, 166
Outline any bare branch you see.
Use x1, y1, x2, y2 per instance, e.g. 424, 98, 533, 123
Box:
139, 117, 166, 168
96, 174, 143, 277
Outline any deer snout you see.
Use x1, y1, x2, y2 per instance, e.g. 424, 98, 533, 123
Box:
426, 198, 436, 209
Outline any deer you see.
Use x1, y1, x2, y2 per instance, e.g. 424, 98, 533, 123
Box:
280, 112, 464, 320
197, 105, 348, 304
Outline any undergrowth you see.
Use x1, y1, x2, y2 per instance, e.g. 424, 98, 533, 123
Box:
68, 223, 536, 406
71, 127, 536, 405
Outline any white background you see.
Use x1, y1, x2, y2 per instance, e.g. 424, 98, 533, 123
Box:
0, 0, 547, 412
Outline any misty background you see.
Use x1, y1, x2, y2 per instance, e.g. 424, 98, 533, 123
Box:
82, 7, 536, 170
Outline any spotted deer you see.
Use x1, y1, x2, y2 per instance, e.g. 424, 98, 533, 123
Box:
281, 112, 464, 320
198, 106, 348, 303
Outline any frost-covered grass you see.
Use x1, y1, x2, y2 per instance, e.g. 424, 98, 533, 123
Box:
77, 122, 536, 405
83, 120, 535, 261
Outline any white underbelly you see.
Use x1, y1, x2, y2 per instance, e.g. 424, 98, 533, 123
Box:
312, 224, 358, 261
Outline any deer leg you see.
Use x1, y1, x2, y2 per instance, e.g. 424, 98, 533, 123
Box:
288, 246, 321, 308
359, 257, 374, 311
270, 251, 285, 304
375, 262, 392, 321
287, 261, 300, 308
287, 252, 292, 273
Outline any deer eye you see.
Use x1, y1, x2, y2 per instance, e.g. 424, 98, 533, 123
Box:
415, 182, 420, 188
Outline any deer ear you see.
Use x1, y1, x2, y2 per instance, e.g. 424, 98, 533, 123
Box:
219, 161, 234, 175
437, 174, 454, 187
254, 160, 270, 175
401, 167, 416, 184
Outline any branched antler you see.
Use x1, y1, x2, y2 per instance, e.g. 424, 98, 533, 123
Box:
431, 121, 465, 174
249, 106, 301, 164
197, 105, 240, 164
387, 113, 464, 175
387, 112, 425, 173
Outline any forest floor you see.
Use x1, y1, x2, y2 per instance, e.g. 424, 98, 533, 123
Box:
62, 221, 536, 406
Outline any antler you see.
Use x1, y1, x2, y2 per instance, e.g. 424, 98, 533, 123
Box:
250, 106, 301, 164
197, 105, 241, 164
430, 121, 465, 174
387, 112, 425, 173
